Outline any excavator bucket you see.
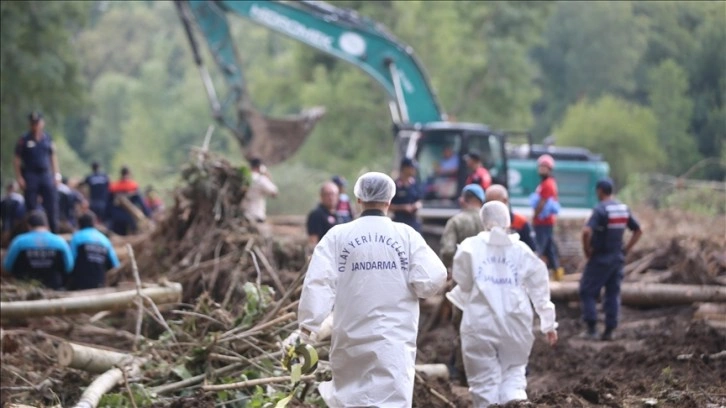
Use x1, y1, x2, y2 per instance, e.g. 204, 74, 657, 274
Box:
238, 106, 326, 166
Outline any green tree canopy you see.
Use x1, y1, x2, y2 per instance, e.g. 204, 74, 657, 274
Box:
647, 60, 699, 175
554, 96, 663, 188
0, 1, 90, 180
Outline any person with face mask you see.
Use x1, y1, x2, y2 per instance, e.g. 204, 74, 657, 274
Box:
293, 172, 447, 408
450, 200, 558, 407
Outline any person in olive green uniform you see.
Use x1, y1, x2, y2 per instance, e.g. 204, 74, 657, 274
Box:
440, 184, 486, 268
439, 183, 485, 386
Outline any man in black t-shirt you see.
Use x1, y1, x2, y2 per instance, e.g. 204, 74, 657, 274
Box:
306, 181, 340, 246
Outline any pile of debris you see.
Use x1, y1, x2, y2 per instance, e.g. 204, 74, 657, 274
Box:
108, 149, 296, 310
558, 207, 726, 286
0, 273, 325, 408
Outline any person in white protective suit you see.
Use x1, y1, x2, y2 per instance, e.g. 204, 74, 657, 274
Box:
449, 200, 558, 407
295, 171, 447, 408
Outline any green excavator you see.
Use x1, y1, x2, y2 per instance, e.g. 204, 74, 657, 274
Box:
174, 0, 609, 236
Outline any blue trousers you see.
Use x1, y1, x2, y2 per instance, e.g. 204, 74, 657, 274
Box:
534, 225, 559, 268
23, 172, 58, 233
579, 259, 623, 330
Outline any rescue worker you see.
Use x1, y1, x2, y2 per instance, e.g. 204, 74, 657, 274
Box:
80, 161, 110, 222
106, 166, 149, 236
464, 151, 492, 191
3, 210, 73, 290
294, 172, 447, 407
57, 177, 85, 231
486, 184, 537, 252
306, 181, 340, 246
332, 175, 355, 223
1, 182, 26, 234
143, 186, 165, 218
440, 184, 485, 268
68, 212, 120, 290
531, 154, 564, 281
580, 179, 642, 341
13, 112, 62, 233
241, 158, 278, 223
450, 201, 558, 407
439, 183, 485, 386
389, 158, 423, 232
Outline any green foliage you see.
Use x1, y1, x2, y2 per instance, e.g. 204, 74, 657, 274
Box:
533, 1, 649, 138
97, 384, 154, 407
555, 95, 662, 187
647, 60, 700, 175
0, 0, 90, 179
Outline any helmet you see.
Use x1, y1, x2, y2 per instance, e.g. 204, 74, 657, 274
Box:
537, 154, 555, 169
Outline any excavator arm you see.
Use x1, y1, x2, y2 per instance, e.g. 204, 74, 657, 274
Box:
175, 0, 447, 165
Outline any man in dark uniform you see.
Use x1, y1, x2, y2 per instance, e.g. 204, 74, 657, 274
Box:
58, 177, 86, 231
3, 210, 73, 290
13, 112, 62, 232
580, 179, 643, 341
68, 212, 120, 290
389, 158, 423, 232
306, 181, 340, 246
79, 161, 110, 222
1, 182, 26, 234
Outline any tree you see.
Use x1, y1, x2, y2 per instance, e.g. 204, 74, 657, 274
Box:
647, 60, 700, 175
532, 1, 649, 139
83, 72, 135, 170
688, 13, 726, 180
0, 1, 90, 179
554, 96, 662, 188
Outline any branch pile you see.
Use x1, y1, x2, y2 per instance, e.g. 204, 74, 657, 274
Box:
108, 149, 301, 309
558, 208, 726, 286
1, 274, 327, 408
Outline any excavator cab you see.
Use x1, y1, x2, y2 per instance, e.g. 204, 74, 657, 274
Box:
396, 122, 508, 237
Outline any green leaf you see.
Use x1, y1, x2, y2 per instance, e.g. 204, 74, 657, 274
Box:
171, 364, 193, 380
290, 363, 302, 384
274, 394, 294, 408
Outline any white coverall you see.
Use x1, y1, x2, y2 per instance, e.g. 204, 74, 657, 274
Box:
298, 213, 447, 408
452, 229, 557, 407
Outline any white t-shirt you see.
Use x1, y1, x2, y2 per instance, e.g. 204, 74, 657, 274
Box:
242, 171, 278, 221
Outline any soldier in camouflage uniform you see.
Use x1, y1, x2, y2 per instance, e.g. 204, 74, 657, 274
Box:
440, 183, 485, 386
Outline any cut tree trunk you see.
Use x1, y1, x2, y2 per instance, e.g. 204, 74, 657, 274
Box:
58, 342, 132, 374
549, 282, 726, 306
0, 282, 182, 319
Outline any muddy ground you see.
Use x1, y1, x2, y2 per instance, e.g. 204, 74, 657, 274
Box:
417, 301, 726, 408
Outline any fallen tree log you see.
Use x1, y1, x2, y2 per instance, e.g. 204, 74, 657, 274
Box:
549, 282, 726, 305
57, 341, 144, 408
0, 282, 182, 319
72, 363, 142, 408
58, 342, 132, 374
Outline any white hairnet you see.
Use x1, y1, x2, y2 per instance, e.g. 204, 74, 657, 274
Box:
354, 172, 396, 203
479, 201, 511, 230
